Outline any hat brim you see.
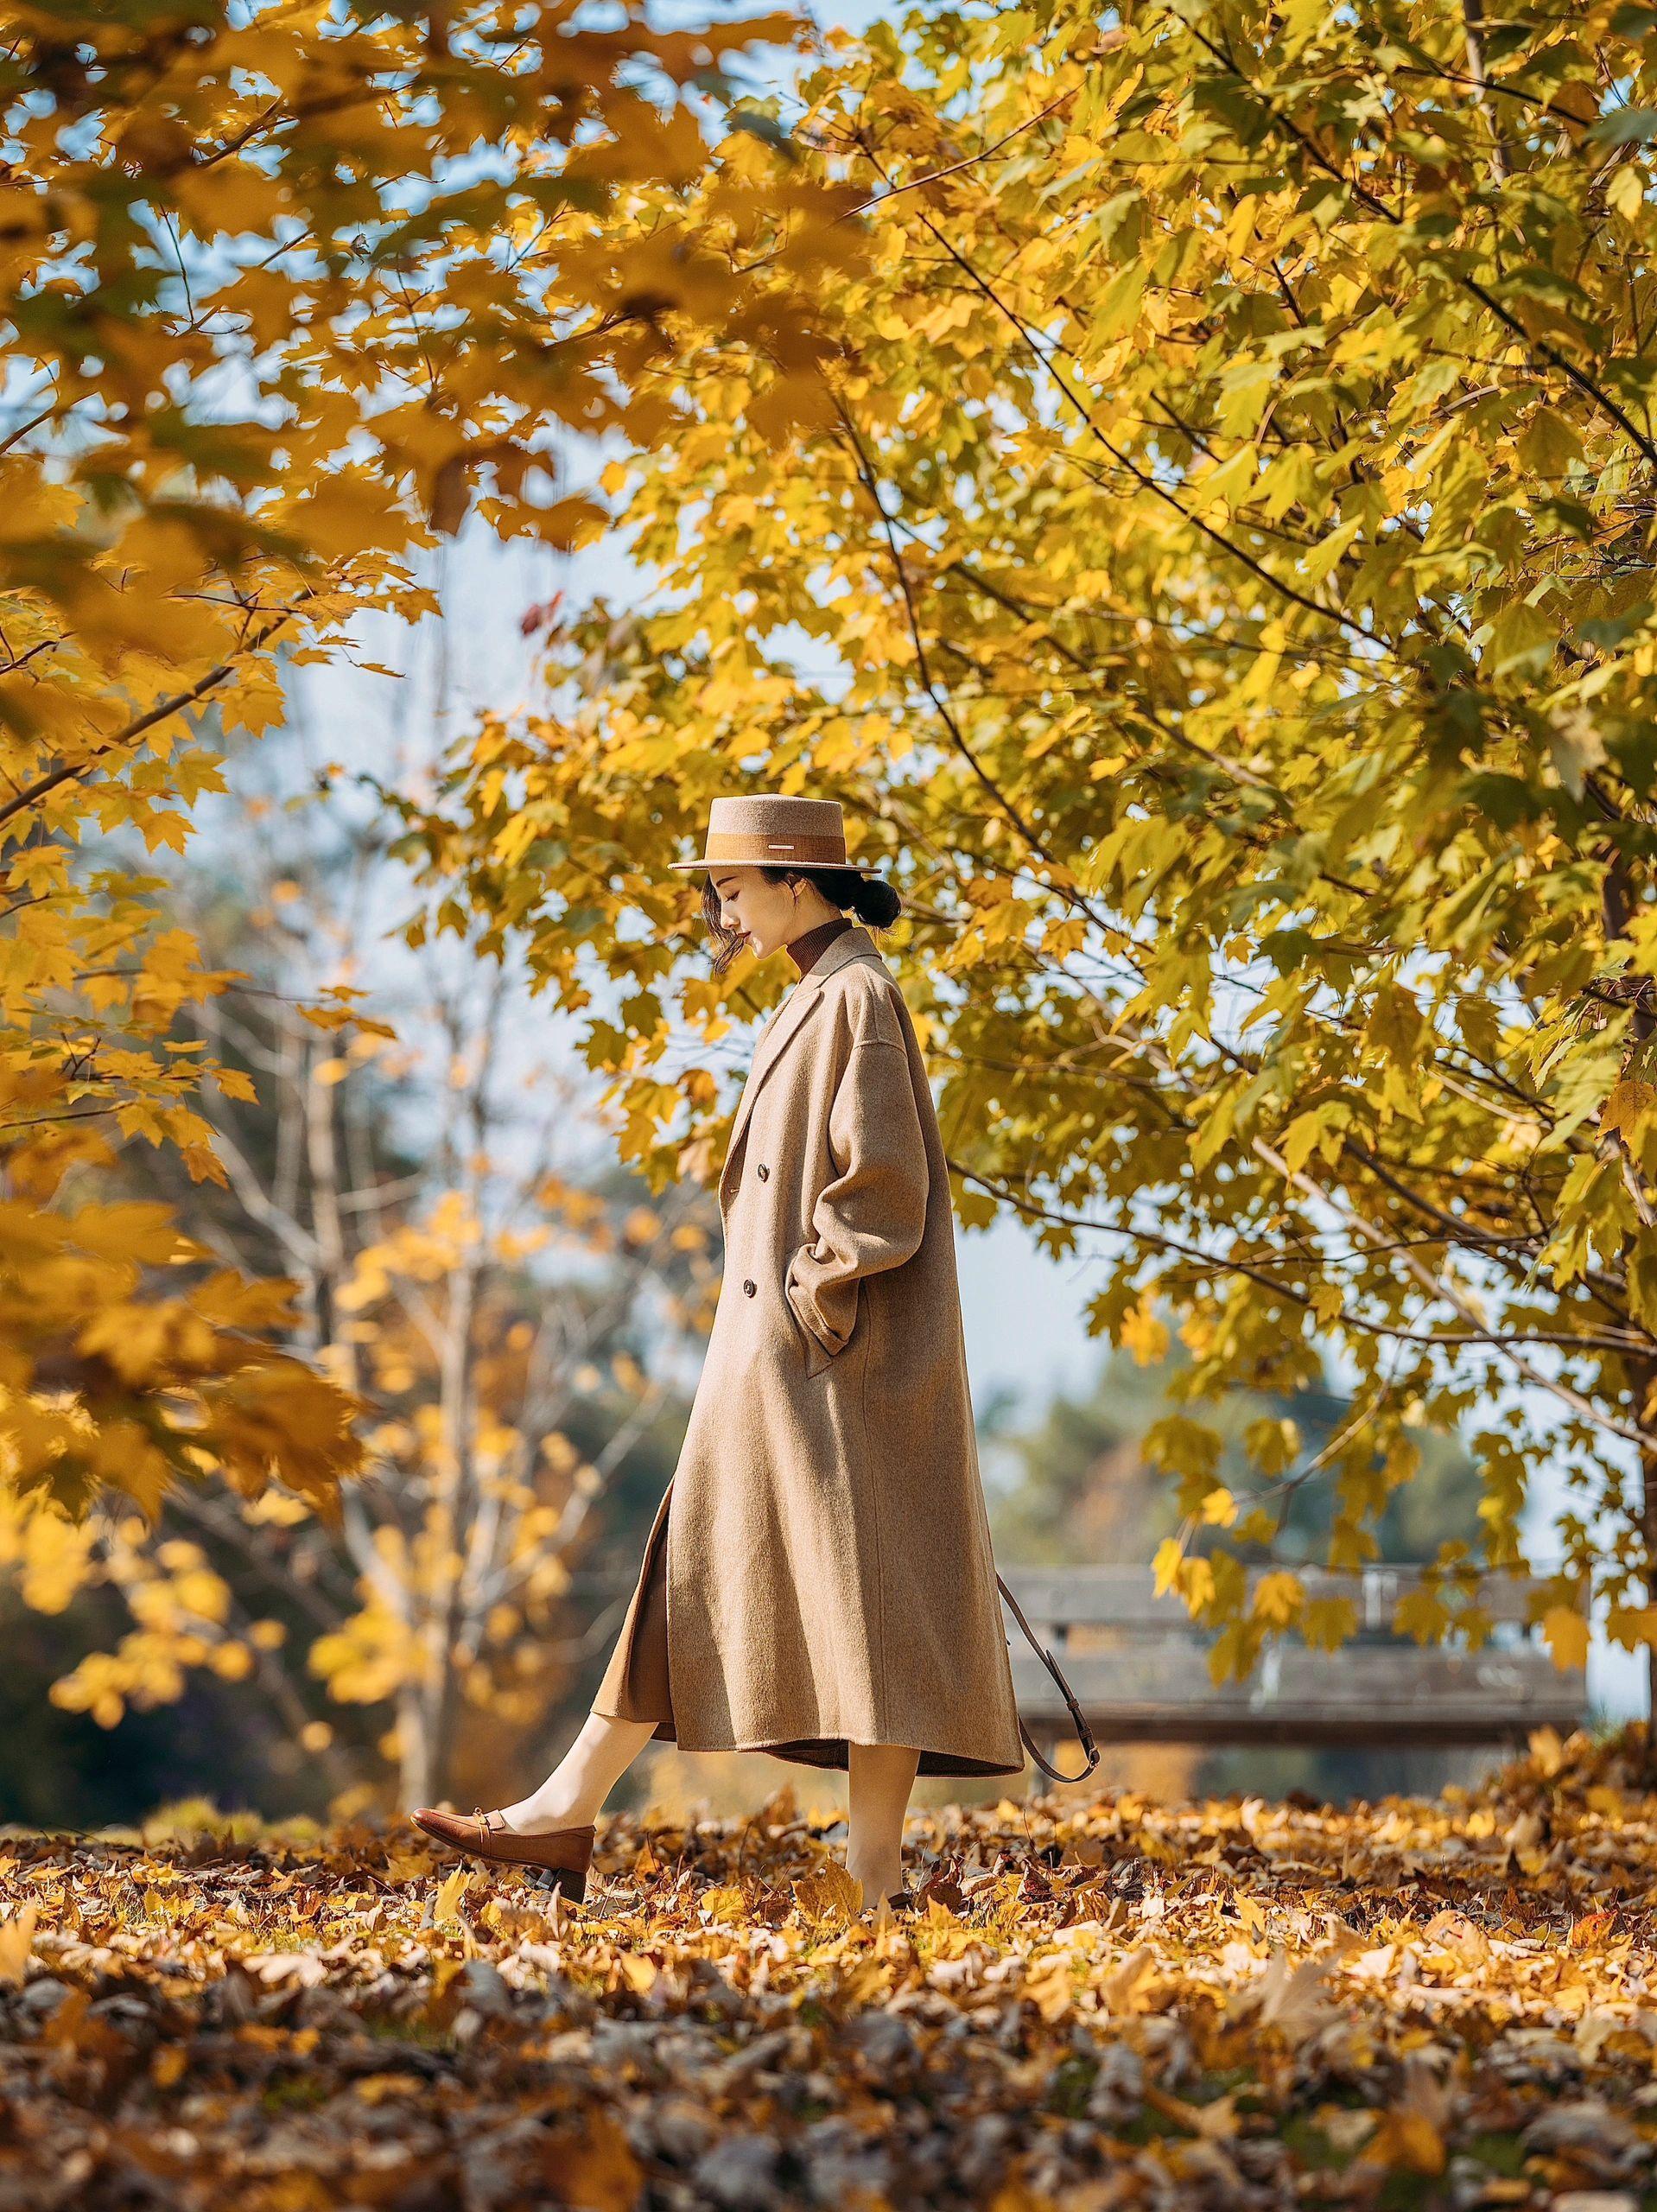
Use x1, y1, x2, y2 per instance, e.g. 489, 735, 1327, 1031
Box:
669, 858, 883, 874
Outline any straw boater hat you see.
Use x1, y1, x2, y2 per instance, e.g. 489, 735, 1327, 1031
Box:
669, 795, 881, 874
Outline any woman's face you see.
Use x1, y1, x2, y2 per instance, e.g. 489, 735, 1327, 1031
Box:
709, 866, 809, 959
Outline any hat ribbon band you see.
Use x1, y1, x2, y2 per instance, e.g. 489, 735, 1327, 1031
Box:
699, 831, 848, 866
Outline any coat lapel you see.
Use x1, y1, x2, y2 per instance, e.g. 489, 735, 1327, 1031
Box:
719, 925, 881, 1198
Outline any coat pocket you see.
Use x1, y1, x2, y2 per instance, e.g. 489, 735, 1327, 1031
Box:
784, 1244, 854, 1378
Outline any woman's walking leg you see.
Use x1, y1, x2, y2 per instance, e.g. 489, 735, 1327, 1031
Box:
497, 1712, 658, 1832
489, 1488, 672, 1834
847, 1741, 921, 1904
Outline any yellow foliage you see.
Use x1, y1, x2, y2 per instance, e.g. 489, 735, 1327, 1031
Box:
1540, 1605, 1591, 1673
1250, 1572, 1305, 1630
309, 1602, 426, 1707
0, 0, 836, 1533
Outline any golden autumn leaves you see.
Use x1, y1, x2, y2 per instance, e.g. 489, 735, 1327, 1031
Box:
3, 1727, 1657, 2205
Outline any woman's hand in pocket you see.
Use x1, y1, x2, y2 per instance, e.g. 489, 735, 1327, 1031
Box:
785, 1243, 853, 1376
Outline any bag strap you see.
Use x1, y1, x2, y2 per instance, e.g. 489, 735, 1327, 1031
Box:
997, 1570, 1101, 1785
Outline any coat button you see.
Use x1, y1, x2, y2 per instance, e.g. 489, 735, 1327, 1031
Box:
757, 1163, 769, 1181
742, 1278, 756, 1296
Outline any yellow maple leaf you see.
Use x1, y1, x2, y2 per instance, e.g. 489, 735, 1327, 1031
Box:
433, 1866, 472, 1924
1540, 1605, 1590, 1671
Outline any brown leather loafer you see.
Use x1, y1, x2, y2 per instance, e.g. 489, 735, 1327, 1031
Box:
411, 1807, 595, 1902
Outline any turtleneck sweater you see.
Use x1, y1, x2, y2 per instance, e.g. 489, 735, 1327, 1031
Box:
785, 913, 854, 977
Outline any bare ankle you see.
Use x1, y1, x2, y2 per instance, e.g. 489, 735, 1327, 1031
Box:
847, 1859, 903, 1904
499, 1794, 595, 1834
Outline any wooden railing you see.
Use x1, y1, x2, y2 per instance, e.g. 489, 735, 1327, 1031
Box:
998, 1564, 1589, 1756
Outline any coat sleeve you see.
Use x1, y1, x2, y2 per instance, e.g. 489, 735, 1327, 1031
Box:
785, 1031, 930, 1364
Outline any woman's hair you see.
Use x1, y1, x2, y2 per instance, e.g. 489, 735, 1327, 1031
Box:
700, 866, 903, 978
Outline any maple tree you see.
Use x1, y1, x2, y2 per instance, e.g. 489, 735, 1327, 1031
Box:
0, 0, 842, 1521
1, 1726, 1655, 2204
406, 0, 1657, 1708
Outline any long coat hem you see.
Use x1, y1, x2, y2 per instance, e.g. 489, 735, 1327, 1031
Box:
587, 1710, 1025, 1781
589, 1481, 1029, 1779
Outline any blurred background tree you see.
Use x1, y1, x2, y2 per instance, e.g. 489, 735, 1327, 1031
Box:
0, 658, 714, 1823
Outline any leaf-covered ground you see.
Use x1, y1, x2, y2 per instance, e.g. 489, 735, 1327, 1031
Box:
3, 1730, 1656, 2211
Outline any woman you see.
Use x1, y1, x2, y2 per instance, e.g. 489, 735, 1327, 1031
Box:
413, 793, 1025, 1910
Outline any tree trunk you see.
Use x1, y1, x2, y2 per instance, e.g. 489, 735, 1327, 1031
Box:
398, 1681, 434, 1808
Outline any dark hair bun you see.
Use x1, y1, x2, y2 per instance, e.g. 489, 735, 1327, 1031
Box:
848, 874, 902, 929
803, 866, 901, 929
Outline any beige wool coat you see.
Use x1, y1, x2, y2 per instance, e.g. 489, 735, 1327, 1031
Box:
594, 921, 1025, 1777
